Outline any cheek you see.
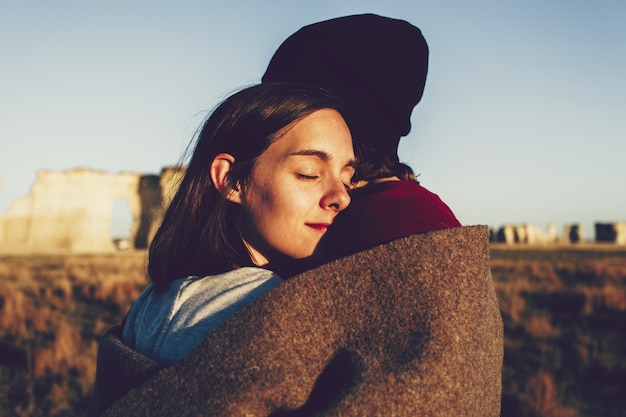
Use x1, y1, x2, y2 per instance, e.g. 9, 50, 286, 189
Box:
273, 182, 318, 218
244, 181, 280, 216
246, 182, 316, 230
241, 183, 283, 233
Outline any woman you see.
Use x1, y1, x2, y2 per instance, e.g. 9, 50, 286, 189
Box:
121, 82, 356, 365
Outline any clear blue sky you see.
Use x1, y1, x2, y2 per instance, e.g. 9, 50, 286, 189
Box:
1, 1, 625, 239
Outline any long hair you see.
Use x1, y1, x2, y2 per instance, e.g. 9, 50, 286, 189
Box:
148, 83, 346, 292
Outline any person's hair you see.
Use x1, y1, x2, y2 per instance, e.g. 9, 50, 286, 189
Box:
148, 82, 347, 292
352, 141, 418, 183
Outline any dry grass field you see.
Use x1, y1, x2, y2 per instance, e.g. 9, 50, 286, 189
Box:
0, 251, 148, 416
1, 244, 625, 416
491, 244, 626, 417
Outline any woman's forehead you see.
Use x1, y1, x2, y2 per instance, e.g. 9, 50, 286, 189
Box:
268, 109, 353, 158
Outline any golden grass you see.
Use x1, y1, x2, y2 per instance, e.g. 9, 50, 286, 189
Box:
0, 251, 148, 417
524, 372, 578, 417
492, 246, 626, 417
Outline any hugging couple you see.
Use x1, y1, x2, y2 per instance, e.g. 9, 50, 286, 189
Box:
89, 13, 503, 417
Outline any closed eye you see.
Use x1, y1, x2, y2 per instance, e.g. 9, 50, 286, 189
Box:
297, 173, 318, 180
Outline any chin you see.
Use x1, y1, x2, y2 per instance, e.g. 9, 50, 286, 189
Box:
287, 248, 317, 260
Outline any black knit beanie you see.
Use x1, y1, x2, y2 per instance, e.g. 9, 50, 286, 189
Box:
262, 13, 429, 162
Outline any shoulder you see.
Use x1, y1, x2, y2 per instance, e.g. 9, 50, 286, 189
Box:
350, 180, 457, 216
180, 268, 282, 297
174, 268, 283, 319
373, 180, 442, 199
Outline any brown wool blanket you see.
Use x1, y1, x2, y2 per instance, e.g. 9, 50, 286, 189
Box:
88, 225, 503, 417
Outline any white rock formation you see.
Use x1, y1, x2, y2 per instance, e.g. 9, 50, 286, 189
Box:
0, 168, 142, 252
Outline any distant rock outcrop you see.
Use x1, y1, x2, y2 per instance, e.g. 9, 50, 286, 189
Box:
595, 222, 626, 244
145, 167, 185, 246
492, 223, 595, 245
0, 167, 183, 253
493, 224, 558, 245
563, 224, 583, 244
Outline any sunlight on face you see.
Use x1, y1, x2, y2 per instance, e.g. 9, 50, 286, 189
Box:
239, 108, 355, 265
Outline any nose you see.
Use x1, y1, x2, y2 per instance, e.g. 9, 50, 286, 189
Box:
321, 179, 351, 212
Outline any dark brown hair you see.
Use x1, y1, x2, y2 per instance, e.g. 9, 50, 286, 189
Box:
353, 141, 418, 183
147, 83, 347, 292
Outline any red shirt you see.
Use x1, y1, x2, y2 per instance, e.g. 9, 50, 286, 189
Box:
323, 181, 461, 260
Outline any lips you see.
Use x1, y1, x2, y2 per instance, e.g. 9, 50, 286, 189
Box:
306, 223, 331, 232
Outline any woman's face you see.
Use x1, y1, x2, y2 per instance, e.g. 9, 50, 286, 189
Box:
239, 108, 355, 265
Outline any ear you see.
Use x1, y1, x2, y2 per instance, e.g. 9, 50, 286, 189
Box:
209, 153, 241, 204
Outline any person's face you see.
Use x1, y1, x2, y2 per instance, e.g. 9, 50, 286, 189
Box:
239, 108, 355, 266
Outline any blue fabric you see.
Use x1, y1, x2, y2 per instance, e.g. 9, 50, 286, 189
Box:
122, 267, 283, 365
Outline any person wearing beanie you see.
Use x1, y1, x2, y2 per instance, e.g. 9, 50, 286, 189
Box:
262, 13, 461, 265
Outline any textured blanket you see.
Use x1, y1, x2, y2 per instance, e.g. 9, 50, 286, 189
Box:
88, 225, 503, 416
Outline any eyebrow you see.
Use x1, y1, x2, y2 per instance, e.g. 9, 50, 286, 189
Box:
289, 149, 357, 168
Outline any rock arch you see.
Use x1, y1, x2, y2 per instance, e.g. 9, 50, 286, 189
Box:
0, 168, 144, 252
